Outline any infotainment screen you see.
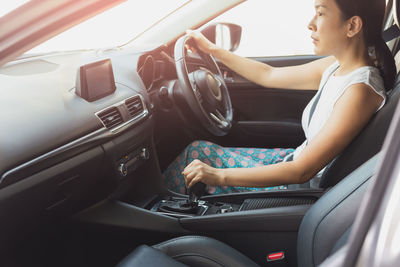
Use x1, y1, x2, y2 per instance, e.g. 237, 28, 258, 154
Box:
76, 59, 116, 102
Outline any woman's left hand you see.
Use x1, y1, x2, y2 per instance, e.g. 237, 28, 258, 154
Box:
182, 159, 225, 188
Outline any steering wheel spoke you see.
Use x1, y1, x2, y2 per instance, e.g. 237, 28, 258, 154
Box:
210, 108, 230, 128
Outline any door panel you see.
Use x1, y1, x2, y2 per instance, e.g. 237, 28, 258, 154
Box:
217, 55, 322, 149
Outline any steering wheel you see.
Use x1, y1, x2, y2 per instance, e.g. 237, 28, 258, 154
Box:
174, 35, 232, 136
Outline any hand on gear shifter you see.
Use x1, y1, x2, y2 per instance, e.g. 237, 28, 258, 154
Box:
188, 182, 206, 204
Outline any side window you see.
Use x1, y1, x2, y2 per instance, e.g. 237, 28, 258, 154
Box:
205, 0, 315, 57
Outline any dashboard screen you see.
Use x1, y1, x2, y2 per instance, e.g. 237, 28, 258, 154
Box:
76, 59, 116, 102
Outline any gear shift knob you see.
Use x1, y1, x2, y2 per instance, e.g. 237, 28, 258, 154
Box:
188, 182, 206, 203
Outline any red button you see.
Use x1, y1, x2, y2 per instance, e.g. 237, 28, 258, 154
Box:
267, 252, 285, 261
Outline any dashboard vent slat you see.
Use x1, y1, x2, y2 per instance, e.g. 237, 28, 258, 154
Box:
125, 96, 144, 118
97, 107, 123, 129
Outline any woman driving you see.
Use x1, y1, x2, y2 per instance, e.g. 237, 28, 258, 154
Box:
163, 0, 396, 195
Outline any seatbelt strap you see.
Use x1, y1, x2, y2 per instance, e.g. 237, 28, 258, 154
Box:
383, 24, 400, 42
307, 65, 339, 128
283, 65, 338, 163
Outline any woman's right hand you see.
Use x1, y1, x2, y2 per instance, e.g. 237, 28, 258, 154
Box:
182, 159, 225, 188
186, 30, 219, 55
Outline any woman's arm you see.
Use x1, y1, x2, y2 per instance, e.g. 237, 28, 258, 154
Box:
183, 82, 383, 188
188, 30, 335, 91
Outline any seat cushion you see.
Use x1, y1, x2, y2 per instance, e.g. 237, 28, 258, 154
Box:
153, 235, 259, 267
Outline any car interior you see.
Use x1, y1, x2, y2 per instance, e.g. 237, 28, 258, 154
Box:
1, 0, 400, 266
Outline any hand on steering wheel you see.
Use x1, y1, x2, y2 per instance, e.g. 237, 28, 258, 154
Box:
185, 30, 217, 54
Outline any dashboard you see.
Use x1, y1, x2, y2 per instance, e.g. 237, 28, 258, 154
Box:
0, 51, 148, 182
0, 44, 186, 251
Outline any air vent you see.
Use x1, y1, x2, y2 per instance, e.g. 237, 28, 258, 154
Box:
97, 107, 123, 129
125, 96, 144, 118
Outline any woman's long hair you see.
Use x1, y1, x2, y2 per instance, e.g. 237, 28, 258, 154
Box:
335, 0, 396, 90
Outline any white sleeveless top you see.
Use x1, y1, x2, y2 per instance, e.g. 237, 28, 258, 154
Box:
289, 61, 386, 175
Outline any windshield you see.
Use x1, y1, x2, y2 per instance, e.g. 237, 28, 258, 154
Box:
2, 0, 189, 54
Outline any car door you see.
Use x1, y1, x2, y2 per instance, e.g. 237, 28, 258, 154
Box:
206, 0, 319, 149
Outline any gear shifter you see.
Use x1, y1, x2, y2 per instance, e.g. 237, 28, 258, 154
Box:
157, 182, 207, 215
188, 182, 206, 204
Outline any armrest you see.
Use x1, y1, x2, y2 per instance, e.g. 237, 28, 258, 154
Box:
201, 188, 324, 204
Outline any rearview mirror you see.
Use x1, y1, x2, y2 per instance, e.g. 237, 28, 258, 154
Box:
201, 23, 242, 52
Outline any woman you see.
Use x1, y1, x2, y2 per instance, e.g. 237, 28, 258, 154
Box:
163, 0, 396, 195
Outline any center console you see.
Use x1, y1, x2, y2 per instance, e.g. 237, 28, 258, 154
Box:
147, 182, 320, 220
151, 194, 318, 216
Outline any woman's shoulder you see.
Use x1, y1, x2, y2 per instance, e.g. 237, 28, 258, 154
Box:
347, 66, 385, 92
344, 66, 387, 111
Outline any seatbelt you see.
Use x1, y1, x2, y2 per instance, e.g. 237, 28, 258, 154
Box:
283, 65, 338, 163
307, 65, 339, 128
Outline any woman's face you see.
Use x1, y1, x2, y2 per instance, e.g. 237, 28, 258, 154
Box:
308, 0, 349, 56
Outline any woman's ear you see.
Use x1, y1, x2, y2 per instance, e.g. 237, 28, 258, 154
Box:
347, 16, 363, 37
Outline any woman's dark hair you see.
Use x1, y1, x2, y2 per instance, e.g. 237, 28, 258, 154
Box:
335, 0, 396, 90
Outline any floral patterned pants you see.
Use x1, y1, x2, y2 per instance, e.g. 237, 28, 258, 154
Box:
162, 140, 294, 195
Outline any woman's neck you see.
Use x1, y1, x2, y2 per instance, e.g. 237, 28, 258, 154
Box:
334, 40, 374, 76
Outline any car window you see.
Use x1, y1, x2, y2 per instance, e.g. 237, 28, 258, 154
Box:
205, 0, 315, 57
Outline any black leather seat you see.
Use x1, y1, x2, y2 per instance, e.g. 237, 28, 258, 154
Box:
116, 153, 381, 267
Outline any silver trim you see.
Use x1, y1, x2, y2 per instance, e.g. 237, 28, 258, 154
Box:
156, 212, 195, 218
0, 128, 107, 184
210, 109, 228, 128
1, 95, 149, 186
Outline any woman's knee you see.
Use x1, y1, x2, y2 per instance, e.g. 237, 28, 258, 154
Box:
185, 140, 213, 161
186, 140, 209, 153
